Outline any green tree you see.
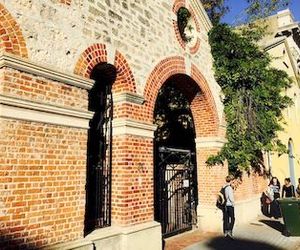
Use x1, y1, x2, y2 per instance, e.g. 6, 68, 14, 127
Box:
239, 0, 290, 41
200, 0, 229, 25
245, 0, 290, 21
207, 24, 292, 172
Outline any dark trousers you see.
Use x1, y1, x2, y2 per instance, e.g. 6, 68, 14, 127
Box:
223, 206, 235, 232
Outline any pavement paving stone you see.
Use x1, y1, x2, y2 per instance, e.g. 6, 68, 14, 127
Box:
168, 216, 300, 250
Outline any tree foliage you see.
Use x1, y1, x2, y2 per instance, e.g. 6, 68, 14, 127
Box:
207, 24, 292, 172
238, 0, 291, 41
200, 0, 229, 25
245, 0, 290, 22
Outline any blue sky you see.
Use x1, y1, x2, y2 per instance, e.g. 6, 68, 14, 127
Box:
222, 0, 300, 25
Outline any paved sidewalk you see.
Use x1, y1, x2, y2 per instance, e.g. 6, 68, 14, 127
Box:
184, 216, 300, 250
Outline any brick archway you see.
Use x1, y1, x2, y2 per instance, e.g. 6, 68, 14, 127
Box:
143, 56, 219, 137
0, 4, 28, 57
74, 44, 136, 94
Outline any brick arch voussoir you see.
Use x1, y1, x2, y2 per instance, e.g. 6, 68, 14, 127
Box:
190, 64, 220, 136
0, 4, 28, 57
143, 57, 220, 136
74, 44, 108, 78
143, 57, 186, 119
74, 44, 137, 93
113, 50, 136, 93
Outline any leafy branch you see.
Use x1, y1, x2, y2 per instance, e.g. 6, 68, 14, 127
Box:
207, 24, 293, 173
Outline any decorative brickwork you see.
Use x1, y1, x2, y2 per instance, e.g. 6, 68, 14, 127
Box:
172, 0, 186, 13
0, 4, 28, 57
74, 44, 136, 94
0, 119, 87, 249
190, 36, 201, 55
172, 0, 201, 54
190, 64, 220, 137
143, 57, 219, 136
0, 68, 88, 111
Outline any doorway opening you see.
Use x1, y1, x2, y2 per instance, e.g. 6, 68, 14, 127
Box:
154, 75, 198, 238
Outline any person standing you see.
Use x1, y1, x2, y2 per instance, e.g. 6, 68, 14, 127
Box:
282, 178, 295, 198
223, 175, 235, 238
269, 177, 281, 219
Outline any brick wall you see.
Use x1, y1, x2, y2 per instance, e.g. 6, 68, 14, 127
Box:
111, 135, 154, 225
235, 173, 268, 202
0, 0, 223, 116
0, 68, 88, 111
197, 148, 228, 206
0, 119, 87, 249
0, 0, 268, 248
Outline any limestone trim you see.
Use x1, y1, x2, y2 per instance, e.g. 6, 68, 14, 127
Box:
195, 137, 227, 149
264, 38, 300, 86
189, 0, 213, 32
112, 119, 157, 138
263, 37, 286, 51
86, 221, 161, 240
0, 52, 94, 90
0, 95, 93, 129
47, 221, 161, 250
185, 55, 192, 76
121, 221, 161, 235
43, 238, 92, 250
113, 92, 145, 105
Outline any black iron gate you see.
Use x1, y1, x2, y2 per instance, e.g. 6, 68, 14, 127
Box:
155, 147, 198, 238
85, 72, 114, 234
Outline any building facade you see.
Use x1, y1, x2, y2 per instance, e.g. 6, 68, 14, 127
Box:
261, 9, 300, 188
0, 0, 266, 249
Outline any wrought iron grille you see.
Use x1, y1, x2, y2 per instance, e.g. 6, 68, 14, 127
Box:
155, 147, 198, 238
85, 82, 113, 234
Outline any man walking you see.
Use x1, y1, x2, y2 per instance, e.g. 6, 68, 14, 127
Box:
223, 175, 235, 238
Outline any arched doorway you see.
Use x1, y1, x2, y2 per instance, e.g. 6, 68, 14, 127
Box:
288, 138, 296, 187
154, 74, 198, 238
85, 63, 117, 234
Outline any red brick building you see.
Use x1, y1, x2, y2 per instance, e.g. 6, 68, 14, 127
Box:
0, 0, 267, 249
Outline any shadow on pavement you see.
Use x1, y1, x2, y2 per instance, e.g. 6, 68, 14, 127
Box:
259, 219, 284, 234
203, 236, 282, 250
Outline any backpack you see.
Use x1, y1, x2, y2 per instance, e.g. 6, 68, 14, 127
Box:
216, 186, 228, 210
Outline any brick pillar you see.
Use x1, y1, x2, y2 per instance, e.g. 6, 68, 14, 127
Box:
195, 136, 228, 232
111, 118, 157, 226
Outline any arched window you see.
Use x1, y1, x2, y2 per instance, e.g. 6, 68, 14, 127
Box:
288, 138, 296, 187
85, 63, 116, 234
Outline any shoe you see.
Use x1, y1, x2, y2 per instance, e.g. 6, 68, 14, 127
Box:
224, 230, 228, 237
228, 231, 234, 239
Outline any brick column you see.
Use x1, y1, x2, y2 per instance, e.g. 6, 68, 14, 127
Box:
195, 136, 227, 232
111, 118, 157, 226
